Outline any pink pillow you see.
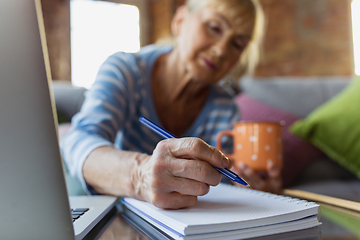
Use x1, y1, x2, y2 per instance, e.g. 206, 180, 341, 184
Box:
235, 93, 325, 187
58, 122, 72, 140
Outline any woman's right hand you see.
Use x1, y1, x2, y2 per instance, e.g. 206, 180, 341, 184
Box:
132, 137, 231, 209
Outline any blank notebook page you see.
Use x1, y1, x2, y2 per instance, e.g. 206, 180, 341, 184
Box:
123, 183, 319, 235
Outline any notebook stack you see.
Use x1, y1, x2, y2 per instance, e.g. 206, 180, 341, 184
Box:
121, 183, 321, 240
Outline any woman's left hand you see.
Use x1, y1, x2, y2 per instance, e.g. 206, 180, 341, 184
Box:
231, 160, 283, 195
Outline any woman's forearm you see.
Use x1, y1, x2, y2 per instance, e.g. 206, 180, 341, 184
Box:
82, 146, 149, 199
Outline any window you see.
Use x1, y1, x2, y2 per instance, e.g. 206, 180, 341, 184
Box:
70, 0, 149, 89
352, 0, 360, 75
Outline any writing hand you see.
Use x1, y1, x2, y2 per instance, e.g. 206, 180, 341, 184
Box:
133, 137, 231, 209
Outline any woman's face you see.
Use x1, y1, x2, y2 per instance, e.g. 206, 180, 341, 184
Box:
174, 5, 253, 84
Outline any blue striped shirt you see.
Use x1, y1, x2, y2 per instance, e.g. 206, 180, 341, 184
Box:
60, 44, 240, 193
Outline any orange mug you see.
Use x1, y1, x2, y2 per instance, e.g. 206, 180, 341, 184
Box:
216, 121, 283, 172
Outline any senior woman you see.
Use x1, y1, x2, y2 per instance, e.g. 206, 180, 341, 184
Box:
61, 0, 282, 209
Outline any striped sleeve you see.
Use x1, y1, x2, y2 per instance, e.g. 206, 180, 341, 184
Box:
191, 86, 240, 153
207, 99, 240, 147
60, 52, 136, 192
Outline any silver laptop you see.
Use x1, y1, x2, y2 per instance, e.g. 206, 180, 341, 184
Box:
0, 1, 117, 239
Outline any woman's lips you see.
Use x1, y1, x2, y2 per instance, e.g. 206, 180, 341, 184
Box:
202, 57, 217, 71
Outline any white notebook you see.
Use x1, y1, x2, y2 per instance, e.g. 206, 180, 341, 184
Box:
121, 183, 321, 240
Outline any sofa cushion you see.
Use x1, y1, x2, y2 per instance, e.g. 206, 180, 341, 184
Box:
58, 122, 72, 140
290, 77, 360, 178
52, 81, 87, 121
235, 93, 324, 187
240, 76, 350, 118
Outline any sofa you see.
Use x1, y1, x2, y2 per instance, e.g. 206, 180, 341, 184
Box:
53, 77, 360, 202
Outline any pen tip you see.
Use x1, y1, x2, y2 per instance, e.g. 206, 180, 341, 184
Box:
246, 184, 250, 187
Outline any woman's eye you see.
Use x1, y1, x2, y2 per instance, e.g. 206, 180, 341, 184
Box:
233, 38, 248, 51
207, 22, 222, 34
233, 42, 244, 50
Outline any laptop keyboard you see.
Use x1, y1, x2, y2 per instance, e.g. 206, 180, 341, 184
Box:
71, 208, 89, 222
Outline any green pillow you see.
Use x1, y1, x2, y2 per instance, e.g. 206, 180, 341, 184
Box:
290, 77, 360, 178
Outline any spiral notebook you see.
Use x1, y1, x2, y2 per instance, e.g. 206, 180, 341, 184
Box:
121, 183, 321, 240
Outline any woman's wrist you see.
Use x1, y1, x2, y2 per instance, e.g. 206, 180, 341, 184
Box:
82, 146, 148, 197
129, 152, 151, 201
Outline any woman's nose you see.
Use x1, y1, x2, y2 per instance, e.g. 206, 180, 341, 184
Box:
212, 38, 231, 58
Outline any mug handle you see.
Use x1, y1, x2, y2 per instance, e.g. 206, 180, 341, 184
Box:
216, 130, 235, 160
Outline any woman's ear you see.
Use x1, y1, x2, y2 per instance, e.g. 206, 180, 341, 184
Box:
171, 6, 189, 37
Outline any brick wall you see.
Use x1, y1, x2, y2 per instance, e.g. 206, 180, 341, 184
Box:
149, 0, 175, 43
257, 0, 353, 77
41, 0, 71, 81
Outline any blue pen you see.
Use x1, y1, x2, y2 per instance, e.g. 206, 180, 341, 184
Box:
139, 116, 250, 187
